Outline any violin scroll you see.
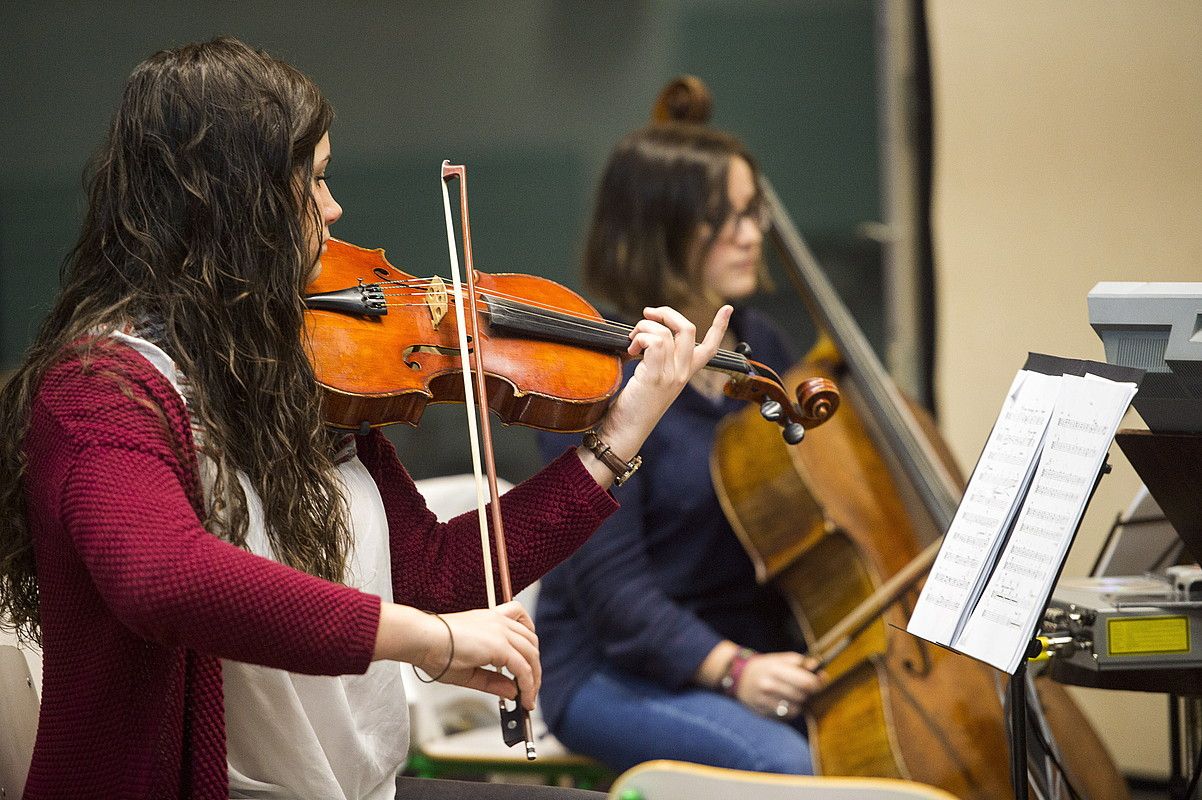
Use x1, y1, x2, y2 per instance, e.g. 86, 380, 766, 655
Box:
796, 376, 840, 426
722, 362, 839, 446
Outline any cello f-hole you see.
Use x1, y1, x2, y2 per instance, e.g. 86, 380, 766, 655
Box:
898, 591, 933, 678
901, 636, 934, 679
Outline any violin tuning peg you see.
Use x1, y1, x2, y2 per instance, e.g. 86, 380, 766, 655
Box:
782, 422, 805, 446
759, 399, 783, 422
735, 341, 753, 357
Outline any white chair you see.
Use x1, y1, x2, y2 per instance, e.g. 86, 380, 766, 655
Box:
0, 631, 41, 800
607, 760, 962, 800
405, 475, 610, 788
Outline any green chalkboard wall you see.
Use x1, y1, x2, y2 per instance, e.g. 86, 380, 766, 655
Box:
0, 1, 880, 481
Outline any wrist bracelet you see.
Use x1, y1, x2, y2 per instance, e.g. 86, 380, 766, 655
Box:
582, 430, 642, 486
413, 611, 455, 684
718, 647, 757, 697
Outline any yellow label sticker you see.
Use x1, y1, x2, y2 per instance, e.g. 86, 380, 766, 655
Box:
1108, 616, 1190, 656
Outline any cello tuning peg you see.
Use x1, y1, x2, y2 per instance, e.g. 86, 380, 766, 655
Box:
760, 399, 783, 422
734, 341, 753, 357
781, 422, 805, 445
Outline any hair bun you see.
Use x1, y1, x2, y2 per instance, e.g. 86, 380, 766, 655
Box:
652, 76, 713, 125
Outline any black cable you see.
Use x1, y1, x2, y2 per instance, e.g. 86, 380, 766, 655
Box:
1184, 737, 1202, 800
1022, 685, 1085, 800
998, 668, 1087, 800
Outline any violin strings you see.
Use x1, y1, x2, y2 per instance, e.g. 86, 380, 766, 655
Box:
370, 277, 639, 334
373, 293, 641, 348
365, 275, 653, 331
367, 280, 740, 358
373, 287, 636, 336
378, 297, 648, 349
358, 301, 761, 383
374, 295, 749, 367
328, 273, 756, 375
364, 277, 735, 362
365, 279, 664, 346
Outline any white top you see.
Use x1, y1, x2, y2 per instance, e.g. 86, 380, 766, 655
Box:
110, 331, 408, 800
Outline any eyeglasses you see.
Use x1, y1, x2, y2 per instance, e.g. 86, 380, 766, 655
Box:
718, 198, 771, 234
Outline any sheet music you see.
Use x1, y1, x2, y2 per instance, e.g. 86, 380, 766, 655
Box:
906, 370, 1061, 645
955, 373, 1138, 671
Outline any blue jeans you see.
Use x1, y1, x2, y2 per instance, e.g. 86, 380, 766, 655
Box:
552, 667, 814, 775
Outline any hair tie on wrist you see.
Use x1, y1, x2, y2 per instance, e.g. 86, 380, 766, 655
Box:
718, 647, 757, 697
413, 611, 454, 684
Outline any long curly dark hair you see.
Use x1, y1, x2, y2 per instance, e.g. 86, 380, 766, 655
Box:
0, 37, 352, 644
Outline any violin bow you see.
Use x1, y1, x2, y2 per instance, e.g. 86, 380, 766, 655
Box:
440, 161, 537, 759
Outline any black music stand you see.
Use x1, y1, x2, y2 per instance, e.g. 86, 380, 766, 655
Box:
905, 456, 1116, 800
1007, 457, 1112, 800
904, 353, 1140, 799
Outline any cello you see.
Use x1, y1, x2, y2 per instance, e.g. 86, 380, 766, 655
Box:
650, 77, 1130, 799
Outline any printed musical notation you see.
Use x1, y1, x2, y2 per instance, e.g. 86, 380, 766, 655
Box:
1047, 439, 1098, 459
1040, 467, 1090, 487
933, 572, 972, 591
982, 607, 1023, 627
1024, 506, 1073, 527
1054, 416, 1108, 436
1017, 520, 1063, 542
1030, 483, 1077, 503
907, 358, 1140, 674
926, 593, 962, 612
906, 368, 1061, 647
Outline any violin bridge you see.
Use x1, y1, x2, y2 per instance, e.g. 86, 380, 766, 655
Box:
426, 275, 449, 328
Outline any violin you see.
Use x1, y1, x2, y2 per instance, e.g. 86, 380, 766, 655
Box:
303, 239, 839, 442
301, 161, 840, 758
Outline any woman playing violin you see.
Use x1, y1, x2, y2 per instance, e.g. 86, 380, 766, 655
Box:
535, 105, 825, 775
0, 38, 730, 799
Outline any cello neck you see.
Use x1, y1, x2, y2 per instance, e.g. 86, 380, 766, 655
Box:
760, 177, 960, 532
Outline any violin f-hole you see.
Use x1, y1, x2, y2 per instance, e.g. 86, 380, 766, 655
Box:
401, 338, 472, 369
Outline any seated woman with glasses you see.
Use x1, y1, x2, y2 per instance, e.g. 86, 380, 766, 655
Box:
534, 100, 825, 775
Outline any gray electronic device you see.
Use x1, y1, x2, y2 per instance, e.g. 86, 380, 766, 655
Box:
1045, 577, 1202, 672
1088, 282, 1202, 433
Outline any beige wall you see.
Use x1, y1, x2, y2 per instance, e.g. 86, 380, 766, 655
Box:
927, 0, 1202, 778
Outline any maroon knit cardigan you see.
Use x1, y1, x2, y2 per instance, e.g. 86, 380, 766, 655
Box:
20, 343, 616, 799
